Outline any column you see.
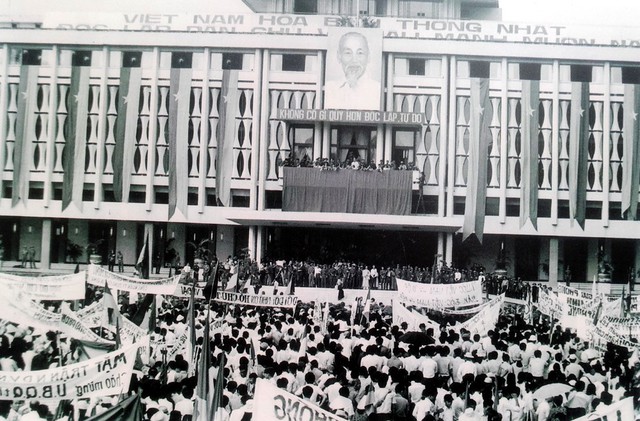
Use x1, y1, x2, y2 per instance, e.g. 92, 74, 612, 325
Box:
437, 232, 445, 265
548, 238, 559, 288
445, 233, 453, 266
248, 226, 257, 261
256, 226, 265, 263
40, 219, 52, 270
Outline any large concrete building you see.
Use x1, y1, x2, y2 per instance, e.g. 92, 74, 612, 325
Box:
1, 0, 640, 290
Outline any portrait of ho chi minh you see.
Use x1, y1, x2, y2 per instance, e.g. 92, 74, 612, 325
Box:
324, 29, 382, 111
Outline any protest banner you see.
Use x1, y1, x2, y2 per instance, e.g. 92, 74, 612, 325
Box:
536, 289, 564, 318
574, 397, 634, 421
253, 379, 347, 421
0, 337, 146, 400
0, 272, 85, 300
392, 300, 440, 332
396, 278, 482, 309
0, 292, 112, 344
214, 291, 299, 308
173, 283, 206, 299
598, 316, 640, 342
455, 294, 504, 337
86, 265, 181, 295
77, 301, 147, 344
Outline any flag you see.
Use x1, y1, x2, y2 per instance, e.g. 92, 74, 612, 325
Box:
194, 304, 212, 421
84, 394, 143, 421
621, 83, 640, 220
463, 78, 492, 243
210, 354, 226, 421
113, 53, 142, 203
286, 276, 295, 295
568, 81, 590, 229
363, 289, 372, 323
136, 230, 149, 279
168, 53, 193, 219
11, 51, 39, 207
73, 338, 116, 361
131, 293, 156, 332
520, 79, 540, 229
216, 69, 239, 207
103, 280, 122, 348
187, 275, 197, 366
62, 51, 92, 211
225, 273, 239, 293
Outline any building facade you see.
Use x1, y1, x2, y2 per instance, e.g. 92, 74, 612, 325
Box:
1, 2, 640, 289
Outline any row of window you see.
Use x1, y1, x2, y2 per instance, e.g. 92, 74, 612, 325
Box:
9, 48, 640, 82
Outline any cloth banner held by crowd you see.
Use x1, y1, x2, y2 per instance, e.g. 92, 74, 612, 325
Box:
0, 292, 112, 345
392, 300, 440, 333
77, 301, 147, 346
590, 318, 640, 352
253, 378, 347, 421
173, 283, 206, 299
600, 316, 640, 341
396, 278, 482, 309
0, 272, 85, 300
574, 397, 634, 421
86, 264, 180, 295
0, 337, 146, 400
213, 290, 299, 308
536, 289, 565, 319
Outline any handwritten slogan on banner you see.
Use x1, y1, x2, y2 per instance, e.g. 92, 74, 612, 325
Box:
0, 272, 85, 301
253, 379, 347, 421
87, 265, 180, 295
0, 338, 145, 400
392, 300, 440, 333
214, 291, 299, 308
396, 278, 482, 309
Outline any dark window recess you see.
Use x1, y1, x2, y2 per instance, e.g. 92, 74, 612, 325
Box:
53, 187, 62, 201
294, 0, 317, 14
103, 189, 116, 202
72, 50, 92, 67
622, 67, 640, 84
155, 191, 169, 205
469, 61, 490, 78
22, 49, 42, 66
266, 191, 283, 209
408, 59, 426, 76
188, 192, 198, 206
123, 51, 142, 68
222, 53, 243, 70
585, 201, 601, 220
570, 65, 592, 82
232, 195, 250, 208
82, 188, 93, 201
207, 193, 217, 207
282, 54, 306, 72
519, 63, 541, 81
29, 188, 43, 200
129, 191, 146, 203
538, 199, 551, 218
3, 186, 11, 198
171, 52, 192, 69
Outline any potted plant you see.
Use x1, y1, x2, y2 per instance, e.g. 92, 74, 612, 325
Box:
494, 239, 508, 277
66, 241, 83, 264
187, 238, 213, 268
86, 239, 105, 265
597, 248, 613, 282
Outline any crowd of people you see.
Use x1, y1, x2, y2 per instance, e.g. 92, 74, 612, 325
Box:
206, 257, 531, 301
0, 253, 638, 421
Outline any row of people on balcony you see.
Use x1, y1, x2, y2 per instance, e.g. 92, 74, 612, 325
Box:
281, 153, 419, 172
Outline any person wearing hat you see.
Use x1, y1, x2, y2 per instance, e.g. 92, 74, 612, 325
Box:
565, 354, 583, 380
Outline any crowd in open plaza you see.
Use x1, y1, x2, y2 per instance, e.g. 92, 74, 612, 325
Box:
0, 255, 636, 421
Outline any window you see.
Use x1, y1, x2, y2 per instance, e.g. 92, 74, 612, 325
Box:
294, 0, 317, 13
122, 51, 142, 68
570, 65, 592, 82
330, 126, 376, 165
171, 52, 192, 69
408, 59, 426, 76
519, 63, 541, 81
288, 125, 314, 165
282, 54, 306, 72
469, 61, 490, 78
392, 129, 417, 167
622, 67, 640, 84
222, 53, 243, 70
21, 49, 42, 66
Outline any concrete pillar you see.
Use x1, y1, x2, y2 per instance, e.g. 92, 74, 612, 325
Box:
216, 225, 235, 261
549, 238, 559, 288
40, 219, 52, 270
538, 239, 550, 282
248, 226, 257, 261
445, 232, 453, 266
437, 232, 445, 264
256, 226, 264, 263
116, 221, 138, 269
587, 238, 600, 285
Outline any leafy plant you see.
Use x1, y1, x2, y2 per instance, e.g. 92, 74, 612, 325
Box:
66, 241, 83, 263
187, 238, 213, 263
85, 239, 105, 257
597, 248, 613, 275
